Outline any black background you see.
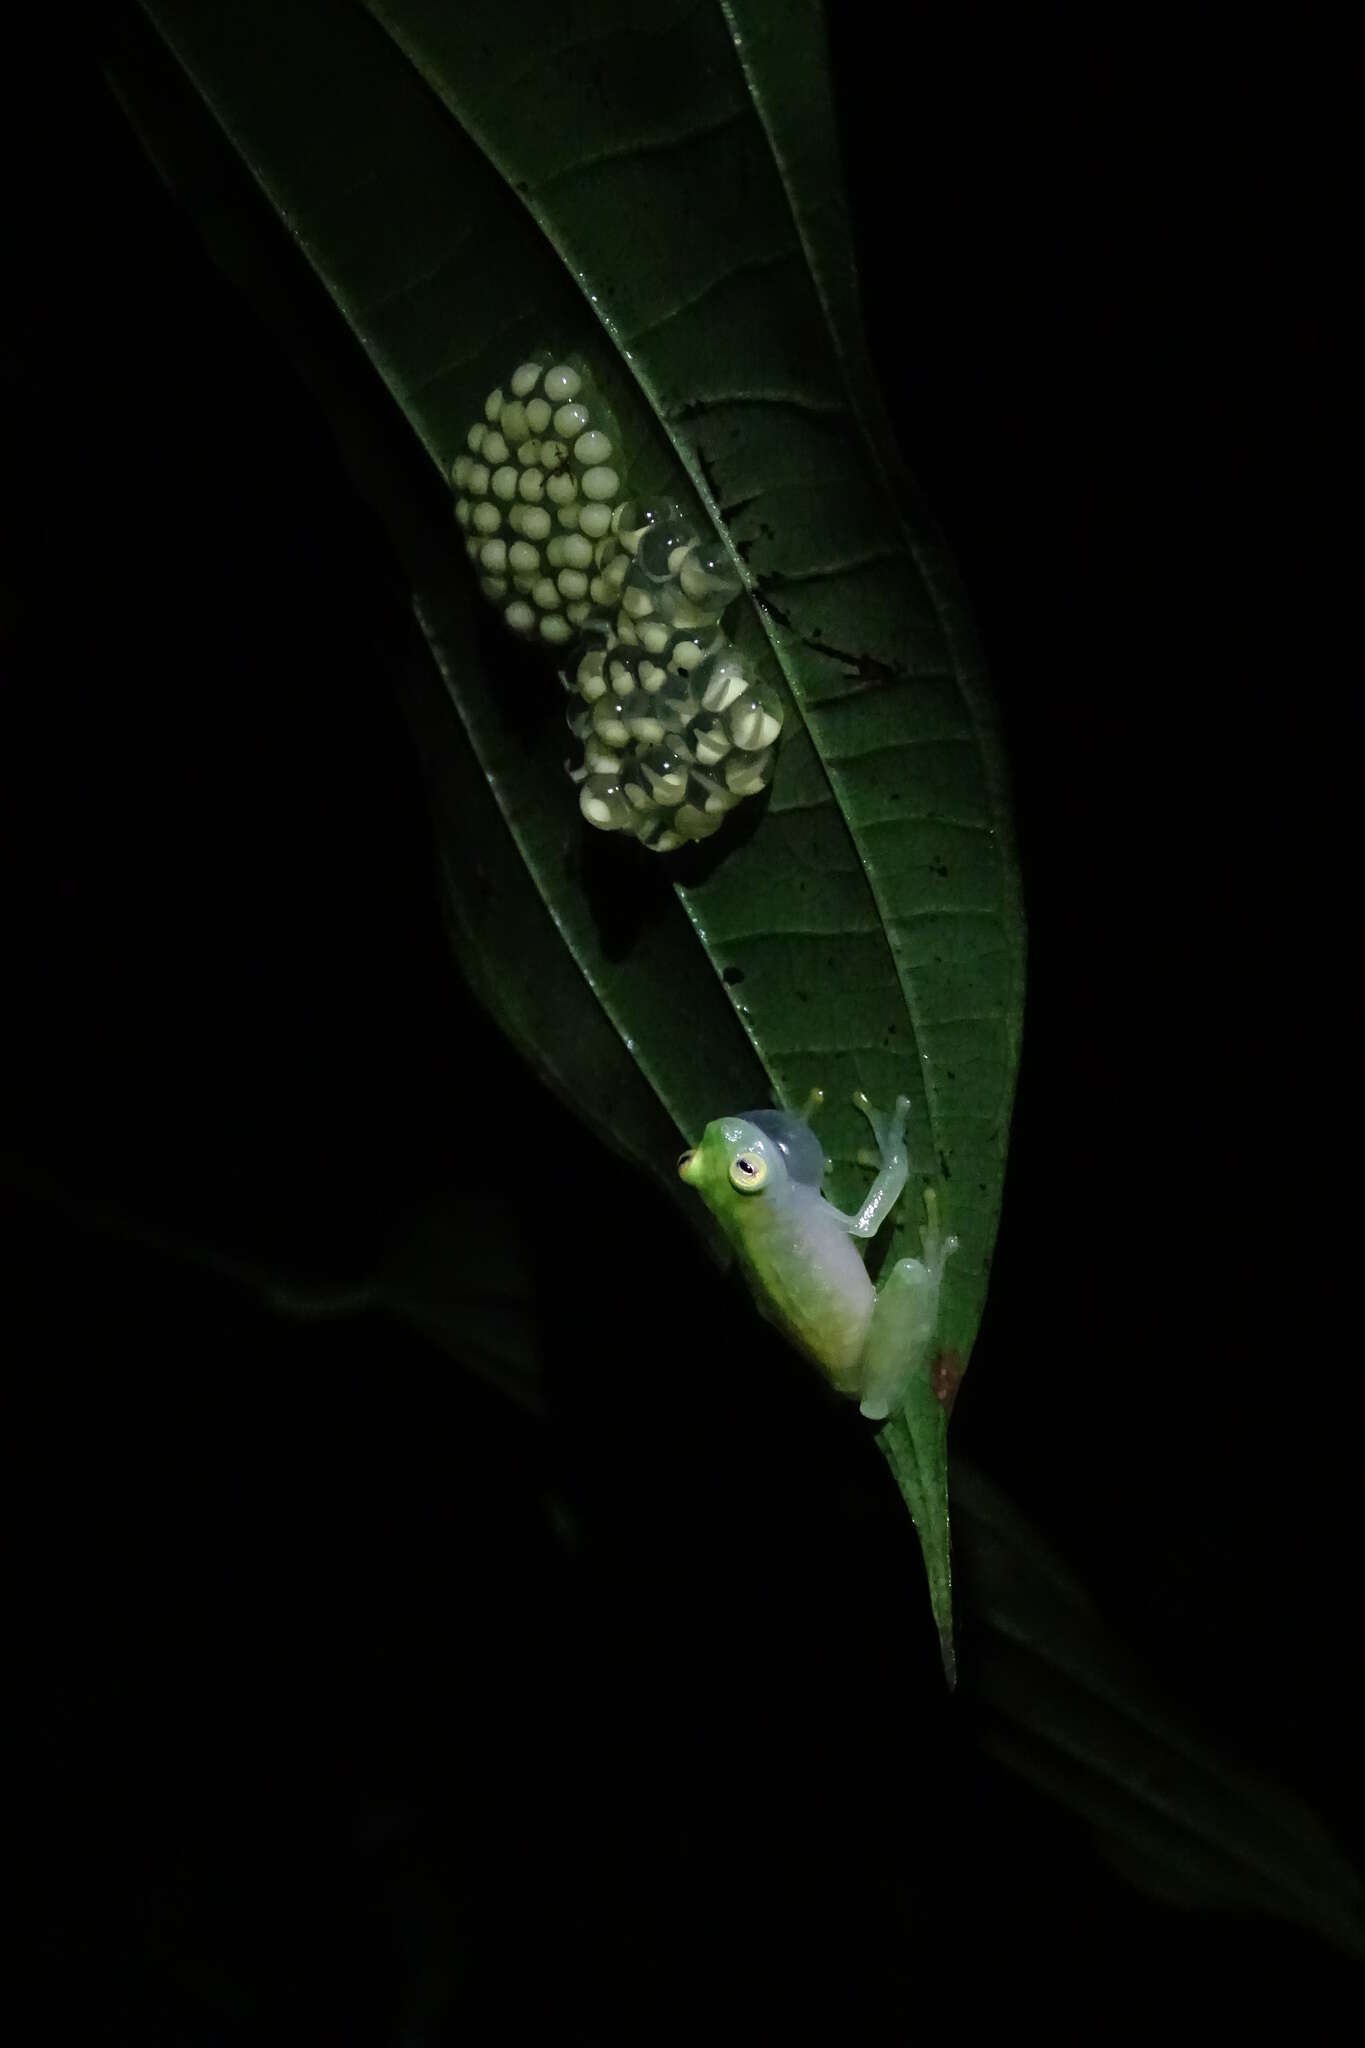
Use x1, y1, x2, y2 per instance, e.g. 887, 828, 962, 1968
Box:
4, 5, 1359, 2040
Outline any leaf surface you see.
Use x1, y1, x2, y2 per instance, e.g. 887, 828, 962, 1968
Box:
116, 0, 1025, 1654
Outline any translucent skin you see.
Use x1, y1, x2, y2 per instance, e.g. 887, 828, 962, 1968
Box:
678, 1095, 957, 1420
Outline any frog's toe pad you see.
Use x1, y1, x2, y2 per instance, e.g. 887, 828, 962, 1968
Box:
860, 1394, 892, 1422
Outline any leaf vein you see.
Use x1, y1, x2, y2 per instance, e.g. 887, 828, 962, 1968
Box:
623, 246, 800, 347
537, 103, 747, 190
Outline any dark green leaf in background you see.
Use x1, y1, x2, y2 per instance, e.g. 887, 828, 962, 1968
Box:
25, 1, 1363, 1967
114, 0, 1023, 1365
103, 0, 1026, 1680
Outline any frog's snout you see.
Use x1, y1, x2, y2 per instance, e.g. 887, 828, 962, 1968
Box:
677, 1148, 698, 1183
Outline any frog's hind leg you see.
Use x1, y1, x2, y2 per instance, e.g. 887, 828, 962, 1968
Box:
861, 1202, 961, 1688
858, 1190, 957, 1420
860, 1259, 936, 1421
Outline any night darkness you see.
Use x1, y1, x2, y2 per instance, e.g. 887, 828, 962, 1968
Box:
4, 6, 1360, 2041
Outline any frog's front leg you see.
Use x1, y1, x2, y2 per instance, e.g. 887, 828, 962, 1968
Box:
857, 1190, 959, 1421
821, 1090, 910, 1238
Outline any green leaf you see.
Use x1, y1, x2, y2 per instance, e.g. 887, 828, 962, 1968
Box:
953, 1461, 1365, 1961
108, 0, 1024, 1653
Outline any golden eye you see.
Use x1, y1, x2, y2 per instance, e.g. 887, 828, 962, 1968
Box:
728, 1150, 768, 1193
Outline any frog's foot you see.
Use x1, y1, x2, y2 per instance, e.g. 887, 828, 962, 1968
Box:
852, 1090, 910, 1170
799, 1086, 825, 1125
919, 1186, 959, 1278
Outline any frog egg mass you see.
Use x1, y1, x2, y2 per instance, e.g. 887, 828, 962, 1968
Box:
453, 355, 783, 853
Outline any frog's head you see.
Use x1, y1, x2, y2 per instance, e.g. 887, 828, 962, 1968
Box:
677, 1107, 823, 1212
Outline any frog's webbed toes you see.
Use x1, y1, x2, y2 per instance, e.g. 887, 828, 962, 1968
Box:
920, 1186, 959, 1270
852, 1089, 910, 1162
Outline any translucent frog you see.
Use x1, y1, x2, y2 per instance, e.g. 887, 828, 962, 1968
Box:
678, 1090, 956, 1422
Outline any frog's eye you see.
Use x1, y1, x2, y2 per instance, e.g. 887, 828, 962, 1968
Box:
728, 1150, 768, 1193
454, 354, 782, 855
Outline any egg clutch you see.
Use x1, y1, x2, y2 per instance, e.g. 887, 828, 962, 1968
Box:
453, 356, 783, 853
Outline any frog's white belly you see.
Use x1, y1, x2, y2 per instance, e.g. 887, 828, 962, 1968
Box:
743, 1198, 875, 1393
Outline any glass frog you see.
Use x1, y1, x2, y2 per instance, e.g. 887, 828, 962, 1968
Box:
677, 1089, 956, 1421
679, 1089, 960, 1680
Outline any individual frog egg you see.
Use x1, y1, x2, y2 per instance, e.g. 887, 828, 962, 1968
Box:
696, 651, 749, 715
635, 616, 676, 656
582, 733, 622, 777
542, 362, 583, 403
498, 398, 532, 445
577, 500, 614, 541
632, 810, 684, 854
553, 401, 590, 440
617, 758, 656, 812
635, 511, 693, 583
690, 715, 733, 768
671, 801, 726, 842
591, 695, 632, 749
573, 427, 614, 469
637, 744, 690, 807
666, 628, 725, 676
723, 744, 775, 796
677, 540, 742, 613
574, 647, 608, 701
580, 463, 620, 504
687, 769, 742, 818
725, 684, 784, 752
506, 537, 541, 579
653, 669, 700, 733
589, 555, 630, 610
611, 498, 671, 558
626, 697, 669, 746
606, 648, 643, 697
653, 581, 716, 631
579, 772, 632, 831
